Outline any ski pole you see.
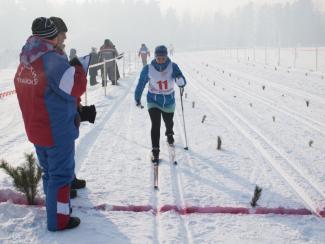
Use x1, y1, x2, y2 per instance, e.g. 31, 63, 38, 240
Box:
179, 87, 189, 150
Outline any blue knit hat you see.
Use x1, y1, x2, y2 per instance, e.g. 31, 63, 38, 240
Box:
155, 45, 168, 57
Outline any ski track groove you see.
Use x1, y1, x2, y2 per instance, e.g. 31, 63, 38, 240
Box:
75, 77, 136, 173
183, 67, 325, 216
175, 74, 294, 207
162, 138, 193, 244
182, 61, 325, 201
201, 55, 325, 105
193, 61, 325, 136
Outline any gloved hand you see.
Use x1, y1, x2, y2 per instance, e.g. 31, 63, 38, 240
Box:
69, 57, 82, 67
136, 100, 144, 109
175, 77, 185, 88
78, 105, 97, 123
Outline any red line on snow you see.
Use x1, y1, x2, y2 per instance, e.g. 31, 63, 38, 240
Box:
0, 90, 16, 99
0, 189, 319, 217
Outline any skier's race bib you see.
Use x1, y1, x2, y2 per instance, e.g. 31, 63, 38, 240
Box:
148, 63, 174, 95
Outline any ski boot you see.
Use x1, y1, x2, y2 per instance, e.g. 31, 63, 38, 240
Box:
151, 148, 160, 164
167, 134, 174, 146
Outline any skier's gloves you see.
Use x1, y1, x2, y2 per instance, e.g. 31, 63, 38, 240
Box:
136, 100, 144, 109
69, 57, 82, 67
78, 105, 97, 123
175, 77, 185, 88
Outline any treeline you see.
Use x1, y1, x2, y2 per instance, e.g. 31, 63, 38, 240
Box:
0, 0, 324, 55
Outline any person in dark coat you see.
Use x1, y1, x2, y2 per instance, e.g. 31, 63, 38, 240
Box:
89, 47, 99, 86
98, 39, 120, 86
69, 48, 77, 61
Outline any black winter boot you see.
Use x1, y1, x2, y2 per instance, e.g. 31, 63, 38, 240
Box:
71, 176, 86, 189
70, 189, 77, 199
64, 216, 81, 230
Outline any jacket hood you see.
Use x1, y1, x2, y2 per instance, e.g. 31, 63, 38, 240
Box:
20, 36, 55, 65
151, 57, 171, 72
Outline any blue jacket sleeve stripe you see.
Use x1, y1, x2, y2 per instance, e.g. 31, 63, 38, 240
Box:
135, 65, 149, 102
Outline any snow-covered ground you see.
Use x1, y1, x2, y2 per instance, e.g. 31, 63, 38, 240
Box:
0, 51, 325, 243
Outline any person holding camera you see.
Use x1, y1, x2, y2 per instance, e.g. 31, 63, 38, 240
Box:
134, 45, 186, 162
14, 17, 87, 231
50, 16, 89, 198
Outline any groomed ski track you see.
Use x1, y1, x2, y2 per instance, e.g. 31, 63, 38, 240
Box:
1, 52, 325, 243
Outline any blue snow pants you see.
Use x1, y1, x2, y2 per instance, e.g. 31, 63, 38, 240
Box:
35, 139, 75, 231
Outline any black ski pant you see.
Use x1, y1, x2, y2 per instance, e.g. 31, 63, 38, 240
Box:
148, 107, 174, 150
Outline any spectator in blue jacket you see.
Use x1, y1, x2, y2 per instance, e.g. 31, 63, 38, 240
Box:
14, 17, 87, 231
134, 45, 186, 162
138, 43, 150, 66
50, 16, 86, 198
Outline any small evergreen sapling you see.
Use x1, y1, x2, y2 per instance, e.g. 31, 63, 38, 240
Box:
250, 185, 263, 207
0, 153, 42, 205
217, 136, 222, 150
201, 115, 207, 123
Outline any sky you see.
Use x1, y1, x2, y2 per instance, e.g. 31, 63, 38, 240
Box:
150, 0, 324, 17
0, 0, 324, 65
158, 0, 292, 16
53, 0, 325, 17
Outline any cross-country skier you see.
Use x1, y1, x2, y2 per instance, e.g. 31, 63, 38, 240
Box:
134, 45, 186, 162
138, 43, 150, 66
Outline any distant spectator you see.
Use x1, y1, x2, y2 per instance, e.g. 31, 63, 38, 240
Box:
169, 44, 174, 56
69, 48, 77, 61
89, 47, 99, 86
98, 39, 120, 86
138, 43, 150, 66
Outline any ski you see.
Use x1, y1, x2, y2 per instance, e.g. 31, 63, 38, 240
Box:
167, 143, 177, 165
153, 162, 159, 190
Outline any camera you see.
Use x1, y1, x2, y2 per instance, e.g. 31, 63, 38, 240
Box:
78, 105, 96, 124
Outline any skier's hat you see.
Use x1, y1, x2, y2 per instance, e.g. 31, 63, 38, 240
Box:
155, 45, 168, 57
32, 17, 58, 40
50, 17, 68, 33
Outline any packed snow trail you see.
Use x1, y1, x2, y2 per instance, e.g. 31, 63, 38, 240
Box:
1, 50, 325, 243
